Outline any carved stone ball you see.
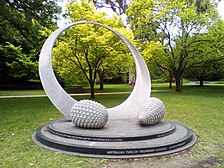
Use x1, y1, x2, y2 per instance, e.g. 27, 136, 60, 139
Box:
70, 99, 108, 129
137, 97, 165, 125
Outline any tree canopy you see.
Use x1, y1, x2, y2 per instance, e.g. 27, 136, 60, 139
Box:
92, 0, 129, 15
1, 0, 223, 90
0, 0, 61, 84
53, 0, 133, 97
127, 0, 224, 91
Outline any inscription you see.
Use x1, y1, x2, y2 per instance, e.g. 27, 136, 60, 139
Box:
155, 147, 167, 152
49, 129, 124, 142
168, 142, 186, 150
156, 129, 175, 138
139, 149, 155, 153
106, 141, 187, 155
107, 151, 125, 154
125, 150, 139, 154
48, 127, 175, 142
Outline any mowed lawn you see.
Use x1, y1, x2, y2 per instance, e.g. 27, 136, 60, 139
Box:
0, 84, 223, 167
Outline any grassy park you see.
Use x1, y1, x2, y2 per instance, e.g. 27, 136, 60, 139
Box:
1, 0, 224, 167
0, 83, 224, 168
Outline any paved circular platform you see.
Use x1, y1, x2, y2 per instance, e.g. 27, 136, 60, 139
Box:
47, 118, 176, 141
33, 118, 196, 158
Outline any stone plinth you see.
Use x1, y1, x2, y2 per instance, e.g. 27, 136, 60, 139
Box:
33, 118, 196, 158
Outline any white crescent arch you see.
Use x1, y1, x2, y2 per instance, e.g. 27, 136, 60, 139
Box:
39, 21, 151, 119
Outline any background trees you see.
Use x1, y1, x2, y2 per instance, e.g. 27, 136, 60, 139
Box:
0, 0, 61, 84
92, 0, 129, 15
52, 0, 133, 98
127, 0, 224, 91
1, 0, 223, 91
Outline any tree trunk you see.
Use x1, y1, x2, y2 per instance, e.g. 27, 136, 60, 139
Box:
169, 77, 172, 88
98, 71, 104, 90
199, 76, 204, 87
128, 68, 136, 85
90, 82, 95, 98
175, 76, 182, 92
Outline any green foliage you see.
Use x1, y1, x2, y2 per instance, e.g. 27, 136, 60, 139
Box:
127, 0, 223, 92
0, 42, 38, 80
92, 0, 129, 15
0, 0, 61, 84
53, 0, 134, 97
184, 18, 224, 82
184, 58, 224, 82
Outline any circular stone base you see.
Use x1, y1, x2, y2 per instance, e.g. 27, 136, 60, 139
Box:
48, 118, 176, 141
33, 118, 197, 158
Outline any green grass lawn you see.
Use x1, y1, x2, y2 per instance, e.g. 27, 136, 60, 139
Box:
0, 84, 224, 167
0, 84, 134, 96
0, 83, 167, 96
0, 89, 46, 96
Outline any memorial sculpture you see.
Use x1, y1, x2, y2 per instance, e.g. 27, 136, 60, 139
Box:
70, 99, 108, 129
33, 21, 196, 158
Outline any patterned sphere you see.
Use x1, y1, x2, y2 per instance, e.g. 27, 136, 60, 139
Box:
70, 99, 108, 129
137, 97, 165, 125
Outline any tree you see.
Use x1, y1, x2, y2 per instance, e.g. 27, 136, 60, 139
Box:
184, 59, 224, 86
184, 18, 224, 85
0, 0, 61, 84
0, 42, 38, 82
127, 0, 221, 92
92, 0, 129, 15
53, 0, 133, 98
91, 0, 222, 15
95, 29, 132, 89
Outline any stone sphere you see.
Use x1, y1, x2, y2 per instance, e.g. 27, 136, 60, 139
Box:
137, 97, 165, 125
70, 99, 108, 129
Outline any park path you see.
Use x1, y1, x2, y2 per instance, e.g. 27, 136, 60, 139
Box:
0, 90, 169, 99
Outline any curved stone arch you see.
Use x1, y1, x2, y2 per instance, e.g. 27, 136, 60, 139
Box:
39, 21, 151, 119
